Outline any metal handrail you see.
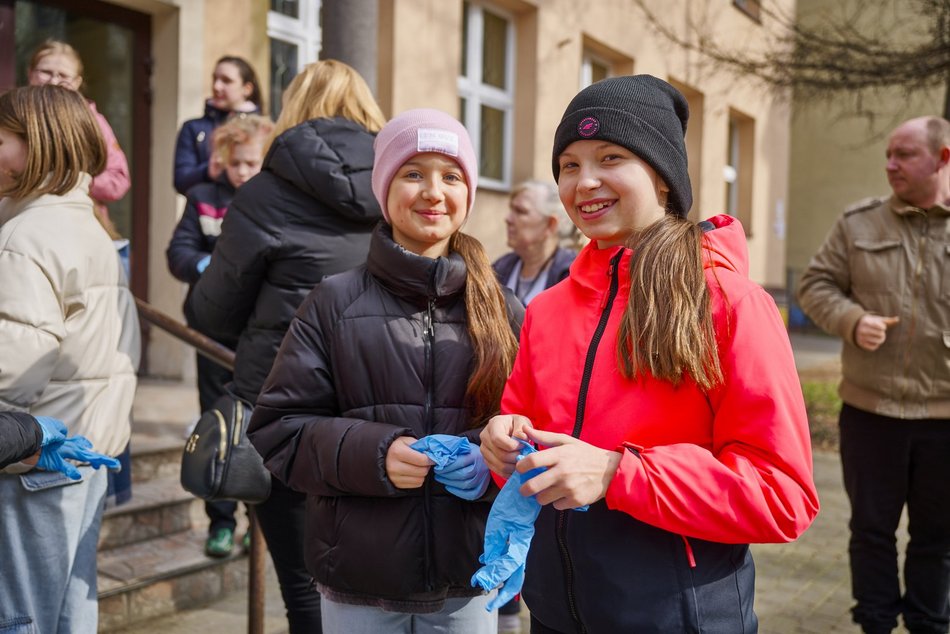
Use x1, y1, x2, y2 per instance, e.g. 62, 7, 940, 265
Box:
134, 297, 265, 634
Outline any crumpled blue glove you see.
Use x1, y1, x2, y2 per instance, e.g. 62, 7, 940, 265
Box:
37, 435, 121, 481
196, 255, 211, 274
471, 439, 588, 611
34, 416, 68, 446
410, 434, 491, 501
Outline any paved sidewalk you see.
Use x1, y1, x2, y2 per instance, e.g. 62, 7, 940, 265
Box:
128, 333, 917, 633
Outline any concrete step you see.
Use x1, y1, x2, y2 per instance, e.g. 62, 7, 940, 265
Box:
100, 474, 201, 550
98, 528, 249, 632
130, 433, 186, 483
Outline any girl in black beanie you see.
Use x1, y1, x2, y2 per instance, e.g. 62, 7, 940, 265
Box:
479, 75, 819, 633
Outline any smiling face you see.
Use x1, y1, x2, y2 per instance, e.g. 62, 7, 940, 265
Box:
211, 62, 252, 111
28, 53, 82, 91
886, 119, 944, 208
556, 140, 668, 249
223, 138, 265, 188
386, 153, 469, 258
0, 127, 27, 190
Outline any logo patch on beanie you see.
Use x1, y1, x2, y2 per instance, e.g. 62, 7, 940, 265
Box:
578, 117, 600, 138
417, 128, 460, 156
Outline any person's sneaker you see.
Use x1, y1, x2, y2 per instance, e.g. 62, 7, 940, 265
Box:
241, 531, 251, 553
498, 613, 522, 634
205, 527, 234, 558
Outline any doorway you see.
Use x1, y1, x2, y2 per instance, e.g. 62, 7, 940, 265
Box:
0, 0, 151, 300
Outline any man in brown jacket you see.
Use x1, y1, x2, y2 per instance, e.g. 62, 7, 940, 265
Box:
798, 116, 950, 634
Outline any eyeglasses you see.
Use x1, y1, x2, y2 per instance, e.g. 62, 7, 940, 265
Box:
32, 68, 77, 84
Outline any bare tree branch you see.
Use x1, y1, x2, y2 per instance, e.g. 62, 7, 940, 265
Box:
633, 0, 950, 117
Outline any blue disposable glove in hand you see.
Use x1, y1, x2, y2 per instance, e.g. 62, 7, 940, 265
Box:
37, 435, 121, 481
196, 255, 211, 274
410, 434, 491, 501
34, 416, 68, 446
471, 439, 588, 611
436, 448, 490, 501
471, 440, 543, 610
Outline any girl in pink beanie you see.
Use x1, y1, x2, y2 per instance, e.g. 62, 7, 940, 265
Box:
248, 109, 524, 633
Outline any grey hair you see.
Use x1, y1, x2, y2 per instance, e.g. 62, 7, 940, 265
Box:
510, 180, 585, 250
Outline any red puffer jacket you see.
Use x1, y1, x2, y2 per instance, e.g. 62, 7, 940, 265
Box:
503, 214, 819, 633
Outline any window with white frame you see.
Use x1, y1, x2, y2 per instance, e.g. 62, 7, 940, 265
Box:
581, 51, 611, 88
268, 0, 320, 118
724, 110, 754, 234
458, 0, 514, 188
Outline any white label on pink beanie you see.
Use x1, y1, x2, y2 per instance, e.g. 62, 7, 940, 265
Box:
417, 128, 459, 156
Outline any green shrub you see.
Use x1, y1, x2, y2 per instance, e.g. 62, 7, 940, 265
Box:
801, 379, 841, 450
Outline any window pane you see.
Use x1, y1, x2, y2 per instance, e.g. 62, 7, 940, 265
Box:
270, 0, 299, 18
481, 10, 507, 89
460, 2, 470, 77
459, 97, 467, 126
591, 60, 609, 84
270, 38, 298, 119
480, 105, 504, 180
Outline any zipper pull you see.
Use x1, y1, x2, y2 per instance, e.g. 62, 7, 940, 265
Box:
424, 299, 435, 339
601, 256, 620, 309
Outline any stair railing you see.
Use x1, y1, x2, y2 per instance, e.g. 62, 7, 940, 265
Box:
134, 297, 267, 634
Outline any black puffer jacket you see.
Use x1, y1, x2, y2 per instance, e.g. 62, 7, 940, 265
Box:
248, 225, 524, 612
188, 117, 382, 402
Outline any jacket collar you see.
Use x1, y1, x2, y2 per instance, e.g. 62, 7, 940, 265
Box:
366, 223, 468, 304
889, 194, 950, 216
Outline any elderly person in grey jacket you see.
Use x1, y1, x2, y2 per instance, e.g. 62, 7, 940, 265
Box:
797, 115, 950, 634
493, 180, 583, 306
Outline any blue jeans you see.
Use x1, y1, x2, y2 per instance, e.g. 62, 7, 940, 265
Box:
0, 466, 108, 634
321, 592, 497, 634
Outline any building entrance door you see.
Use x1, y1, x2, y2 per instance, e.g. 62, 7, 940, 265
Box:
0, 0, 151, 300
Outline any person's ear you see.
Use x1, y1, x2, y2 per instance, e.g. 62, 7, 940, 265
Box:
939, 146, 949, 169
242, 82, 253, 100
71, 75, 83, 91
545, 214, 559, 235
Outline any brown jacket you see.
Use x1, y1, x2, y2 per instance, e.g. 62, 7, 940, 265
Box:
797, 195, 950, 419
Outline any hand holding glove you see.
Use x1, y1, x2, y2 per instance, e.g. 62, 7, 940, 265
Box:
410, 434, 491, 501
434, 448, 490, 501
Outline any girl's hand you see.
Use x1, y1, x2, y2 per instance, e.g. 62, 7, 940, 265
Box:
517, 427, 622, 510
480, 414, 533, 477
208, 155, 223, 181
386, 436, 433, 489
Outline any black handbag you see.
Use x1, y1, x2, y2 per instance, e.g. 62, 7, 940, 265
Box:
180, 392, 271, 503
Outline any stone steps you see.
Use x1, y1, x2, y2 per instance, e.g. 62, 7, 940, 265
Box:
96, 385, 253, 632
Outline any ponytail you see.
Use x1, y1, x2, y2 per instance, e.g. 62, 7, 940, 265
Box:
450, 232, 519, 425
617, 215, 722, 390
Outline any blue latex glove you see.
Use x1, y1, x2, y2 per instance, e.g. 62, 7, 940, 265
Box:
34, 416, 68, 446
436, 448, 490, 501
472, 439, 588, 611
196, 255, 211, 274
37, 435, 121, 481
410, 435, 491, 501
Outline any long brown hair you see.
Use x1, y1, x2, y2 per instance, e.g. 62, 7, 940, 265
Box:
617, 214, 722, 390
450, 232, 519, 425
0, 85, 106, 200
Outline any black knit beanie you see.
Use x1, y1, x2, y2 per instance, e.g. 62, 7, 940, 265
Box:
552, 75, 692, 218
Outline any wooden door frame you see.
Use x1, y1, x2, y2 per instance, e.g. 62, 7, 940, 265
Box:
0, 0, 151, 304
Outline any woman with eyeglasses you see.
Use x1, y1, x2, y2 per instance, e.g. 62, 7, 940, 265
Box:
27, 39, 131, 227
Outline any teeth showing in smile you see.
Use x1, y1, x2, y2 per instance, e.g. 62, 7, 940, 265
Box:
579, 201, 610, 213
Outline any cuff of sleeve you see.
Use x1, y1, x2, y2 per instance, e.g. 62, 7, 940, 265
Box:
838, 305, 867, 346
604, 443, 644, 512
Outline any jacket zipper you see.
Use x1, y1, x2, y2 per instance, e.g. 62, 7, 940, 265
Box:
556, 250, 623, 633
898, 210, 926, 413
422, 295, 436, 591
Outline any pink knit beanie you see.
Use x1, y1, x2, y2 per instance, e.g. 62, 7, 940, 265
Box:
372, 108, 478, 223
